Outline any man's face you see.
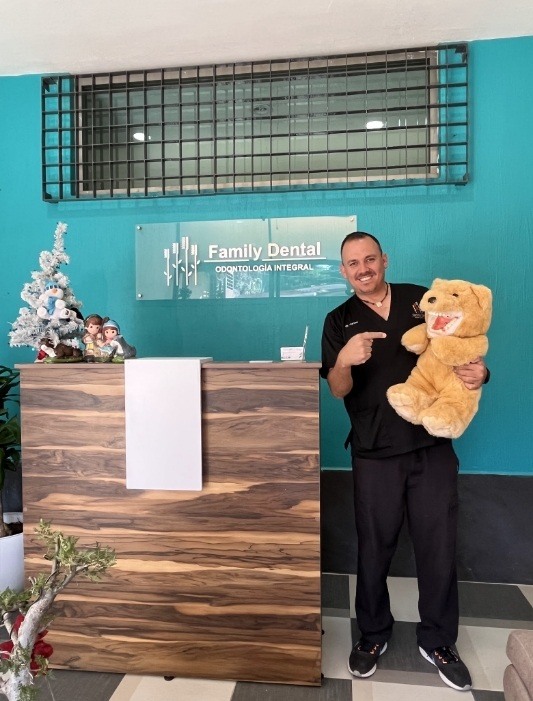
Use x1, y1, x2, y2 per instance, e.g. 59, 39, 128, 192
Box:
340, 237, 388, 297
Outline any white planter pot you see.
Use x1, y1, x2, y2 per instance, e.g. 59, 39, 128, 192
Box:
0, 512, 24, 592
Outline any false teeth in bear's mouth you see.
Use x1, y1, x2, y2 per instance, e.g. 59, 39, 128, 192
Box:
426, 311, 463, 337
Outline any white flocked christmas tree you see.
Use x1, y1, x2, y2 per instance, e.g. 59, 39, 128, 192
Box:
9, 222, 84, 355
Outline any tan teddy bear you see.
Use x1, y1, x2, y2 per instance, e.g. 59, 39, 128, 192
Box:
387, 278, 492, 439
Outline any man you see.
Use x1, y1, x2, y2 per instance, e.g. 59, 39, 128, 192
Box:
321, 232, 487, 692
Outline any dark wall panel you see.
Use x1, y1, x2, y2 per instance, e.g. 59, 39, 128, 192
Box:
321, 470, 533, 584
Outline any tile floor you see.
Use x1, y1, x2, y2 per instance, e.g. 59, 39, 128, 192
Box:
19, 576, 533, 701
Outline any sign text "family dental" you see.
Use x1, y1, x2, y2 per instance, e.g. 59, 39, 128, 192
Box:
207, 242, 322, 261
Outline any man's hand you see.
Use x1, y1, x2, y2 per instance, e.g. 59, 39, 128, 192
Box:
454, 357, 487, 390
327, 332, 387, 399
337, 331, 387, 368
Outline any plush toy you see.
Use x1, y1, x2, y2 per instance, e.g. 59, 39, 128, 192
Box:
387, 278, 492, 439
36, 280, 72, 320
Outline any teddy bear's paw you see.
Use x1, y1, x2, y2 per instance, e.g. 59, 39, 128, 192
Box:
387, 385, 423, 423
404, 343, 426, 354
421, 413, 466, 439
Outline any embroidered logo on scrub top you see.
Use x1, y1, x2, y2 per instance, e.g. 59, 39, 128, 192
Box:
412, 302, 424, 319
345, 321, 359, 328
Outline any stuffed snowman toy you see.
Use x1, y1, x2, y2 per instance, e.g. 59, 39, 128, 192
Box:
37, 280, 68, 320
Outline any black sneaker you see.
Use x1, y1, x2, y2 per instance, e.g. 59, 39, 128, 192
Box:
419, 645, 472, 691
348, 639, 387, 678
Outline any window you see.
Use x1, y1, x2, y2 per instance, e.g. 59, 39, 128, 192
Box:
41, 45, 468, 201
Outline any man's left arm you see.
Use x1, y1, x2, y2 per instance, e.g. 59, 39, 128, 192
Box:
454, 357, 490, 390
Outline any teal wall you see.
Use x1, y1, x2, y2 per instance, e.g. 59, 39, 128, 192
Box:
1, 38, 532, 475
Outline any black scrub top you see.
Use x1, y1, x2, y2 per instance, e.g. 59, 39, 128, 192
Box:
321, 283, 449, 459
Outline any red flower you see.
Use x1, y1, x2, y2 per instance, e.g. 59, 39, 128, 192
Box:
0, 614, 53, 675
0, 640, 13, 657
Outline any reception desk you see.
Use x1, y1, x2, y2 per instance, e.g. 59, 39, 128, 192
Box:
18, 361, 321, 686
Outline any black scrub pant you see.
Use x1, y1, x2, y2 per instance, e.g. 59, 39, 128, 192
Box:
352, 442, 459, 652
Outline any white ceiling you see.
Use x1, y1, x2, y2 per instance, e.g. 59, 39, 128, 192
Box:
2, 0, 533, 77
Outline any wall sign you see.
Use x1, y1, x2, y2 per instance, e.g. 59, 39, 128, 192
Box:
135, 215, 356, 300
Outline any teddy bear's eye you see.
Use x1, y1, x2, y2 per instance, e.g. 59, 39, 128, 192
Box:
452, 293, 459, 297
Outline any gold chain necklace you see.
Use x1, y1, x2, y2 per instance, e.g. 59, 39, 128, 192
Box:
361, 282, 389, 308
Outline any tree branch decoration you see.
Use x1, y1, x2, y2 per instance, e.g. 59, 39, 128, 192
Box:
0, 521, 116, 701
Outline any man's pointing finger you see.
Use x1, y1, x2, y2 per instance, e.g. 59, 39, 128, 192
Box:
363, 332, 387, 340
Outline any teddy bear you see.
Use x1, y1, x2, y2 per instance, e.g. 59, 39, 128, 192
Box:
386, 278, 492, 439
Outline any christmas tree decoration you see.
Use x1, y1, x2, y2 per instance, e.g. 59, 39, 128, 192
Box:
9, 223, 84, 359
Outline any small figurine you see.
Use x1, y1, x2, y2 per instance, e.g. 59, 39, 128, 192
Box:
53, 342, 83, 360
35, 338, 56, 363
99, 319, 137, 361
35, 337, 83, 363
82, 314, 105, 362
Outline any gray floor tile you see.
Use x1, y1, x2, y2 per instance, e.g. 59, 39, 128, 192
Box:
34, 670, 124, 701
231, 678, 351, 701
471, 691, 505, 701
322, 606, 349, 618
459, 582, 533, 620
321, 573, 350, 611
350, 619, 429, 673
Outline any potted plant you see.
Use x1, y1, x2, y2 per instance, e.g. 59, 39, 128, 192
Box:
0, 365, 23, 592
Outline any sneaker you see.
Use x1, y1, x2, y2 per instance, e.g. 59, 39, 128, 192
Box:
419, 645, 472, 691
348, 639, 388, 678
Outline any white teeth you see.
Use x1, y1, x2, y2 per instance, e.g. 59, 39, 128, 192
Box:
426, 311, 464, 338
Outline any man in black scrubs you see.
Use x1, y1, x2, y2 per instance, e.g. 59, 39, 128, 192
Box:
321, 232, 488, 692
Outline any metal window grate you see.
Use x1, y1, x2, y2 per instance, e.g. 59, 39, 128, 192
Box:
41, 44, 468, 201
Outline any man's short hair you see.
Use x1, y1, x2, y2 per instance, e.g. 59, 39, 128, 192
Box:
340, 231, 383, 257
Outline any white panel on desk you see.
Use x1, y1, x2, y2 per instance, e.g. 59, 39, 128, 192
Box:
124, 358, 210, 490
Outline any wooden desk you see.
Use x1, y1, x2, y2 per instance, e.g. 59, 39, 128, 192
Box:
18, 361, 321, 685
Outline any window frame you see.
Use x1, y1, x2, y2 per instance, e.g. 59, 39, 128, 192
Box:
41, 45, 468, 201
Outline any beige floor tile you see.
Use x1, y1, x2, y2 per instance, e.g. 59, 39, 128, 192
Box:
388, 576, 420, 623
109, 676, 142, 701
110, 675, 235, 701
350, 679, 375, 700
458, 624, 512, 691
519, 584, 533, 608
322, 614, 353, 680
347, 575, 420, 623
349, 574, 356, 618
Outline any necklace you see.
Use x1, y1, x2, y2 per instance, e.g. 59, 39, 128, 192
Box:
361, 282, 389, 308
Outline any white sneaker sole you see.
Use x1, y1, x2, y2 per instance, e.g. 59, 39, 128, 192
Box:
348, 641, 388, 678
418, 646, 472, 691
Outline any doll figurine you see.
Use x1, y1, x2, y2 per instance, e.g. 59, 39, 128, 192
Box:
82, 314, 104, 362
98, 319, 121, 359
99, 319, 137, 361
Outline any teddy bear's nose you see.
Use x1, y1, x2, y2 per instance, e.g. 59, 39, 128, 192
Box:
428, 296, 437, 303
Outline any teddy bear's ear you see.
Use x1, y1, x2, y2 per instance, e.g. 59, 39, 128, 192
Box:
470, 284, 492, 312
431, 278, 444, 287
